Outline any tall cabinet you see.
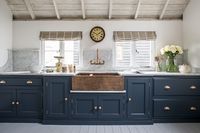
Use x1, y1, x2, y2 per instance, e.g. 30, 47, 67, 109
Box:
125, 77, 152, 122
43, 76, 71, 121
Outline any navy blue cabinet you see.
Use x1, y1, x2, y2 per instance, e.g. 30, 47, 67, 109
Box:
43, 76, 71, 120
126, 77, 152, 120
153, 77, 200, 122
71, 94, 125, 120
0, 87, 16, 117
0, 76, 43, 121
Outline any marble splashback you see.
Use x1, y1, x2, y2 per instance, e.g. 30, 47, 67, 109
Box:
81, 49, 114, 71
0, 49, 13, 72
13, 49, 40, 71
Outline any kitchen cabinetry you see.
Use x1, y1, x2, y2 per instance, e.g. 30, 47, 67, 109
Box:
126, 77, 152, 121
0, 76, 43, 122
70, 93, 125, 120
153, 77, 200, 122
43, 76, 71, 120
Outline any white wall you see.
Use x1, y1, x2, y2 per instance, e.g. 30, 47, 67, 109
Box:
13, 20, 183, 55
0, 0, 13, 67
183, 0, 200, 70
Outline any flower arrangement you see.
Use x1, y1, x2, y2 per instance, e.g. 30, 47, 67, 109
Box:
160, 45, 183, 56
160, 45, 183, 72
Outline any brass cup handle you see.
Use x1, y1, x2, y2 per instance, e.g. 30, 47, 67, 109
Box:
190, 106, 197, 111
64, 98, 68, 101
26, 80, 33, 84
11, 101, 15, 105
16, 101, 20, 105
164, 85, 171, 90
0, 80, 6, 84
164, 106, 171, 111
94, 106, 98, 110
128, 98, 132, 102
98, 106, 102, 110
190, 86, 197, 90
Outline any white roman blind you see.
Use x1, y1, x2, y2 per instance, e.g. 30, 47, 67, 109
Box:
113, 31, 156, 41
114, 31, 156, 68
40, 31, 82, 41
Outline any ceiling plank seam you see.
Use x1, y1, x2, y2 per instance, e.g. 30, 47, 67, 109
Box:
23, 0, 35, 19
159, 0, 170, 19
134, 0, 141, 19
52, 0, 61, 20
109, 0, 113, 19
81, 0, 86, 19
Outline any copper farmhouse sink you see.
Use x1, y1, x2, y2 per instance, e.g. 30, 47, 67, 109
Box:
72, 73, 124, 91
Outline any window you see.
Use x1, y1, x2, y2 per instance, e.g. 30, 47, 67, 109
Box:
41, 40, 80, 67
115, 40, 154, 69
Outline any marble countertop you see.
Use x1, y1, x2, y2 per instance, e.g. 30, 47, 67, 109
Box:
0, 71, 200, 76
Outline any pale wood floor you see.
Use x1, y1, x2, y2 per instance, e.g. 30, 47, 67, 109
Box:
0, 123, 200, 133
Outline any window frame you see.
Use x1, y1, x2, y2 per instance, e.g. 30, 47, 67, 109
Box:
40, 40, 80, 68
113, 40, 155, 70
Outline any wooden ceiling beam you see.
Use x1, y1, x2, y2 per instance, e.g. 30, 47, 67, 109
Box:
23, 0, 35, 19
134, 0, 141, 19
108, 0, 113, 19
52, 0, 61, 20
159, 0, 170, 19
81, 0, 86, 19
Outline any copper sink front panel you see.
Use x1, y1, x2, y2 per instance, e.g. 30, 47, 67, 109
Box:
72, 74, 124, 91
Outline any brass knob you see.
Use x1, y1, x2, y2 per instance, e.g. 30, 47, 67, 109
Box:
164, 85, 171, 91
16, 101, 20, 105
190, 106, 197, 111
11, 101, 15, 105
98, 106, 102, 110
26, 80, 33, 84
190, 86, 197, 90
128, 98, 132, 102
0, 80, 6, 84
164, 106, 171, 111
64, 98, 68, 101
94, 106, 98, 110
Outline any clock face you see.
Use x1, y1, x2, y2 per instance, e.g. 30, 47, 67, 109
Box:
90, 26, 105, 42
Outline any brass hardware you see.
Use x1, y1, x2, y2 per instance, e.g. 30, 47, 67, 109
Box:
64, 98, 68, 101
90, 49, 105, 65
11, 101, 15, 105
190, 106, 197, 111
190, 86, 197, 90
0, 80, 6, 84
164, 85, 171, 90
16, 101, 20, 105
98, 106, 102, 110
94, 106, 98, 110
164, 106, 171, 111
128, 98, 132, 102
26, 80, 33, 84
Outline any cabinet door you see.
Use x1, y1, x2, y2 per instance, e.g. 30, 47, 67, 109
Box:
98, 94, 125, 120
71, 94, 98, 119
0, 87, 16, 117
17, 87, 42, 118
127, 78, 152, 119
44, 77, 71, 119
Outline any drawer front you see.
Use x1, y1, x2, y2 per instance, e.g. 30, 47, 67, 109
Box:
0, 78, 42, 86
154, 99, 200, 118
154, 78, 200, 96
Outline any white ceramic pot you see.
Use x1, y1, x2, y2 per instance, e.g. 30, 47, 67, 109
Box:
179, 64, 191, 73
29, 65, 42, 73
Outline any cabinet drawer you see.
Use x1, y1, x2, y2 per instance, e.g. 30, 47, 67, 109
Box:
0, 78, 42, 86
154, 78, 200, 96
154, 99, 200, 118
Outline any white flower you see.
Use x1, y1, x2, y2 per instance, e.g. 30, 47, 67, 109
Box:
160, 48, 165, 55
176, 46, 183, 54
164, 45, 170, 52
169, 45, 177, 53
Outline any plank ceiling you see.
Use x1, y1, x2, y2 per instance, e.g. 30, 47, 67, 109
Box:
5, 0, 190, 20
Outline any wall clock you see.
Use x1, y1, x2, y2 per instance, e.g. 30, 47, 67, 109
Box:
90, 26, 105, 42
